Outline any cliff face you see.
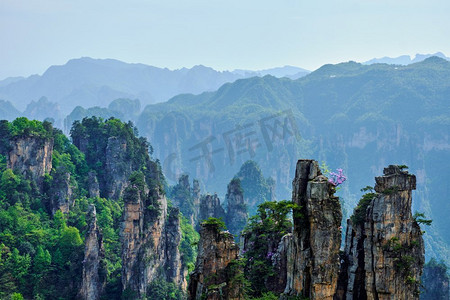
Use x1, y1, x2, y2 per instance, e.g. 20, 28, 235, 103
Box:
79, 205, 105, 300
198, 194, 225, 228
420, 259, 450, 300
165, 207, 188, 290
170, 174, 200, 227
192, 179, 201, 224
49, 166, 74, 215
74, 134, 136, 200
7, 136, 53, 188
88, 171, 100, 198
120, 174, 186, 298
338, 165, 424, 300
285, 159, 342, 299
225, 178, 247, 237
105, 137, 133, 200
121, 178, 165, 297
188, 223, 243, 300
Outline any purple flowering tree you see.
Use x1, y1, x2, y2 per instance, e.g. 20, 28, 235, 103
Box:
328, 168, 347, 187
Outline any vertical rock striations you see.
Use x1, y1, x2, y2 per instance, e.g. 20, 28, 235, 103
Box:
170, 174, 201, 226
165, 206, 188, 290
7, 136, 53, 188
285, 159, 342, 299
79, 204, 105, 300
192, 179, 201, 224
105, 136, 133, 200
198, 193, 225, 229
338, 165, 424, 300
120, 171, 186, 298
49, 166, 74, 215
188, 221, 243, 300
225, 178, 247, 238
120, 174, 166, 297
88, 171, 100, 198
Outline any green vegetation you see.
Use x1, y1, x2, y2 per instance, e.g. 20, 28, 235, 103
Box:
242, 200, 299, 297
236, 161, 274, 216
351, 191, 376, 226
168, 174, 195, 220
179, 215, 200, 276
201, 217, 226, 231
70, 117, 158, 197
413, 212, 433, 226
146, 280, 185, 300
9, 117, 53, 139
382, 185, 400, 195
0, 117, 165, 299
225, 258, 250, 297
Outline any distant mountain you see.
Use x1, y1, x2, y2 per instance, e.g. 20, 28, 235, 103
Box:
133, 57, 450, 266
0, 57, 310, 114
0, 99, 20, 121
363, 52, 450, 65
232, 65, 310, 79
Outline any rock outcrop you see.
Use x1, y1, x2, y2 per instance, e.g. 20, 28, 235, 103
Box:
170, 174, 201, 226
188, 222, 243, 300
420, 258, 450, 300
7, 136, 53, 188
49, 166, 74, 215
337, 165, 424, 300
271, 234, 291, 294
198, 193, 225, 229
192, 179, 201, 223
165, 207, 188, 290
79, 205, 105, 300
120, 173, 186, 298
105, 137, 133, 200
285, 159, 342, 299
225, 178, 247, 238
88, 171, 100, 198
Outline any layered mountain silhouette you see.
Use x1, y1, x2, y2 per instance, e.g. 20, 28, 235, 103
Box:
0, 57, 309, 114
363, 51, 449, 65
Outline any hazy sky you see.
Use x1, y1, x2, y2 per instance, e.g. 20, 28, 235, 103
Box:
1, 0, 449, 79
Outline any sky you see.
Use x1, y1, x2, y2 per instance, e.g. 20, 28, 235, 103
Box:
1, 0, 450, 79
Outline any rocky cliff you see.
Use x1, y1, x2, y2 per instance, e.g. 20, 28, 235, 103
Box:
285, 159, 342, 299
192, 179, 201, 224
105, 136, 133, 200
420, 258, 449, 300
7, 136, 53, 188
88, 171, 100, 198
225, 178, 247, 237
165, 207, 188, 290
198, 193, 225, 229
49, 166, 74, 215
337, 165, 424, 300
120, 172, 186, 298
170, 174, 201, 227
79, 205, 105, 300
188, 221, 243, 300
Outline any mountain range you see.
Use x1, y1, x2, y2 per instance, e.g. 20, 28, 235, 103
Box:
131, 57, 450, 267
363, 51, 450, 65
0, 55, 449, 267
0, 57, 310, 114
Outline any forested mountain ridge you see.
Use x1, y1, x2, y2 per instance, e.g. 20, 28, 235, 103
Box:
134, 57, 450, 267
